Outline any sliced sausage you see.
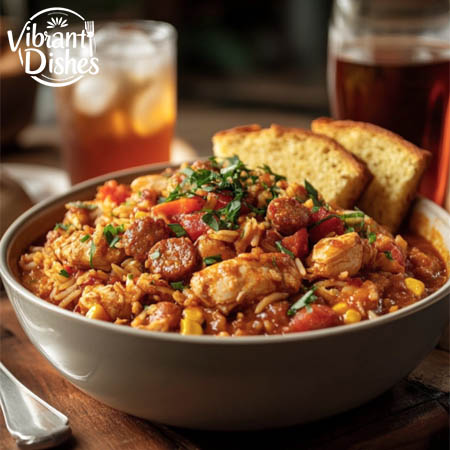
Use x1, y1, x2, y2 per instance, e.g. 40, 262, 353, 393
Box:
146, 237, 198, 281
123, 217, 170, 262
266, 197, 310, 235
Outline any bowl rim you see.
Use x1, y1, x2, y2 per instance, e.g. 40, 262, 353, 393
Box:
1, 161, 450, 345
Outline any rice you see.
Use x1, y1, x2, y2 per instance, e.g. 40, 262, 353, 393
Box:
254, 292, 288, 314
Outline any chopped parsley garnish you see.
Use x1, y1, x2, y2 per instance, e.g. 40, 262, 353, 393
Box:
368, 232, 377, 244
170, 281, 185, 291
150, 250, 160, 260
103, 224, 125, 248
54, 223, 69, 231
384, 251, 393, 260
127, 273, 134, 280
67, 202, 97, 210
89, 240, 96, 269
275, 241, 295, 259
202, 212, 220, 231
304, 180, 324, 208
204, 255, 222, 266
168, 223, 187, 237
339, 212, 365, 220
80, 234, 91, 243
161, 156, 286, 231
59, 269, 70, 278
287, 287, 317, 316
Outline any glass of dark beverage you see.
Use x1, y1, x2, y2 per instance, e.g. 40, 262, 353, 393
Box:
328, 0, 450, 206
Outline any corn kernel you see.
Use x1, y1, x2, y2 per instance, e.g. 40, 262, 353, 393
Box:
180, 318, 203, 335
332, 302, 348, 314
389, 305, 399, 313
344, 309, 361, 324
183, 307, 204, 323
304, 199, 314, 208
86, 304, 110, 321
405, 277, 425, 297
135, 211, 149, 219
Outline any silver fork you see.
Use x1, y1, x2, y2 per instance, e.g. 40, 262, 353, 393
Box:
0, 362, 71, 449
85, 21, 95, 57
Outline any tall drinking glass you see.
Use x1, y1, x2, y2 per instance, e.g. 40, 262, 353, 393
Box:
55, 21, 176, 184
328, 0, 450, 205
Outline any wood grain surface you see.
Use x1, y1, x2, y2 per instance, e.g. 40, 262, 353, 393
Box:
0, 293, 448, 450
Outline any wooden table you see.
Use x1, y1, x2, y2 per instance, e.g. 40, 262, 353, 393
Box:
1, 292, 448, 450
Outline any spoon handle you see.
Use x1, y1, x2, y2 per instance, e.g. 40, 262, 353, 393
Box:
0, 362, 71, 449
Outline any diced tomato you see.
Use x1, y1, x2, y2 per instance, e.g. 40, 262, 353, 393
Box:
309, 208, 345, 243
214, 192, 233, 210
152, 197, 205, 218
288, 304, 340, 333
309, 207, 329, 224
63, 264, 75, 275
175, 212, 210, 241
389, 244, 405, 266
281, 228, 309, 259
96, 180, 131, 205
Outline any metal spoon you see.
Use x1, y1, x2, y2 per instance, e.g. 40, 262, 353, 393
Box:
0, 362, 71, 449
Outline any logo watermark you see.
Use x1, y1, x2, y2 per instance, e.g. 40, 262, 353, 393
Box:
7, 7, 99, 87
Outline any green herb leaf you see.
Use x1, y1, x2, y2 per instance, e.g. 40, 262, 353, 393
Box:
67, 202, 97, 210
59, 269, 70, 278
170, 281, 185, 291
181, 167, 194, 177
204, 255, 222, 266
103, 224, 125, 248
311, 206, 320, 213
368, 232, 376, 244
80, 234, 91, 242
384, 251, 393, 260
304, 180, 323, 208
89, 240, 96, 269
150, 250, 160, 260
275, 241, 295, 259
202, 212, 220, 231
339, 212, 365, 220
54, 223, 69, 231
127, 273, 134, 280
287, 287, 317, 316
168, 223, 187, 237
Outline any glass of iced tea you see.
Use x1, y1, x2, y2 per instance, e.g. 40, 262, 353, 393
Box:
328, 0, 450, 206
55, 21, 176, 184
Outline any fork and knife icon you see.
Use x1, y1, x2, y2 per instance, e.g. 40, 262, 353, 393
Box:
84, 21, 96, 57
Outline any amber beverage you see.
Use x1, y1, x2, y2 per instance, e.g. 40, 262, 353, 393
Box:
329, 37, 450, 205
55, 21, 176, 184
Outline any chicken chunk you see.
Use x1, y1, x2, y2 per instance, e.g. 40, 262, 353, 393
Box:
53, 226, 125, 271
196, 235, 235, 263
77, 283, 131, 321
307, 232, 367, 278
190, 252, 302, 314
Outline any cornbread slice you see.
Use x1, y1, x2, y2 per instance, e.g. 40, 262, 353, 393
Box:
311, 118, 430, 231
212, 124, 370, 209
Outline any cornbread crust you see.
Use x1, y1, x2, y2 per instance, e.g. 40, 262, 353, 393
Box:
213, 124, 371, 209
311, 117, 431, 231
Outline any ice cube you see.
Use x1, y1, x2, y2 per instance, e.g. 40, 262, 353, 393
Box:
73, 74, 119, 116
94, 25, 164, 83
131, 79, 175, 136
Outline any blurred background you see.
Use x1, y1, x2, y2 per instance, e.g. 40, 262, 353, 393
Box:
1, 0, 331, 161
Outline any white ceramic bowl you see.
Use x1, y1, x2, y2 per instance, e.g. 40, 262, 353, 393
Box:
1, 163, 449, 430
